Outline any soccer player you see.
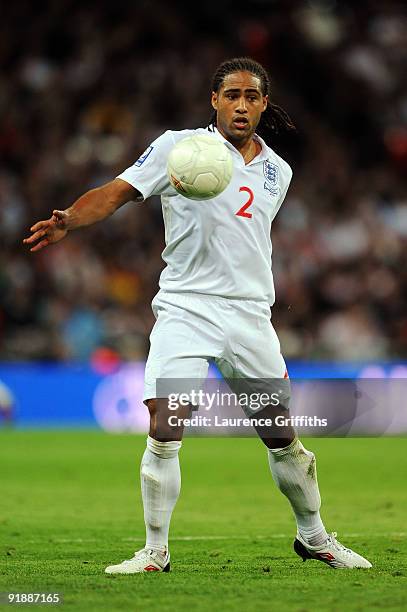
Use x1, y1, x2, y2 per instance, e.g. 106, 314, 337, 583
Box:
24, 57, 371, 572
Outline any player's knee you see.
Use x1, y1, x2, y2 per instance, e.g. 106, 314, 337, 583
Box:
146, 398, 158, 418
146, 398, 161, 437
146, 398, 159, 438
146, 398, 185, 442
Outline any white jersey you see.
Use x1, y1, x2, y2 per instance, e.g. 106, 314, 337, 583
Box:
117, 127, 292, 306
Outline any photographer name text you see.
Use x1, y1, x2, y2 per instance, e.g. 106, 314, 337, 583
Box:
168, 415, 328, 427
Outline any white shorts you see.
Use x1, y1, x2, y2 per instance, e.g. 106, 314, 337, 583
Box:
143, 291, 289, 410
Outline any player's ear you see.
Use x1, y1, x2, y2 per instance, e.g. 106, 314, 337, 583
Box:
211, 92, 218, 110
262, 95, 268, 112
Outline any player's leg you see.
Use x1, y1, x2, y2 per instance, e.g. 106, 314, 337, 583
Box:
105, 396, 190, 575
218, 302, 328, 546
106, 292, 222, 574
140, 397, 189, 560
262, 407, 371, 566
243, 398, 328, 548
223, 300, 372, 568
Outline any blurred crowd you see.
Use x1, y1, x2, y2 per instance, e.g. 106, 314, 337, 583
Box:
1, 0, 406, 363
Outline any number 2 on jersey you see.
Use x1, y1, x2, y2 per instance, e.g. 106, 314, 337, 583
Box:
236, 186, 254, 219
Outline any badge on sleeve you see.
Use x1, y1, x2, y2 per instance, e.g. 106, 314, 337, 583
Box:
134, 146, 153, 167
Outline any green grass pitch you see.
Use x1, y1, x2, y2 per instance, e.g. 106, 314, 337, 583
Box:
1, 431, 406, 611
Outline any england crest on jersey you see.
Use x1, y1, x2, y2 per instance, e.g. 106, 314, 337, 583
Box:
263, 160, 279, 196
264, 160, 278, 185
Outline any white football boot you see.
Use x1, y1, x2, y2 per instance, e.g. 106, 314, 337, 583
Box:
294, 532, 372, 569
105, 548, 170, 574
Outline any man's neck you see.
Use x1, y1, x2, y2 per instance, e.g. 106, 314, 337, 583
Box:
216, 127, 260, 165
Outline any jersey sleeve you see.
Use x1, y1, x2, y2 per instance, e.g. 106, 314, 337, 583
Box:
116, 130, 176, 201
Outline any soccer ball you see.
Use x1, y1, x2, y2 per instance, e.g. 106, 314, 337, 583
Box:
167, 134, 233, 200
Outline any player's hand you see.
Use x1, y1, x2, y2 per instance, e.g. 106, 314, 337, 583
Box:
23, 210, 70, 252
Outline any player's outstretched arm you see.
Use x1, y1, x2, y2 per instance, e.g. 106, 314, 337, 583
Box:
23, 179, 141, 252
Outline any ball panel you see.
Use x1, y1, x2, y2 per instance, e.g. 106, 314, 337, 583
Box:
193, 172, 219, 193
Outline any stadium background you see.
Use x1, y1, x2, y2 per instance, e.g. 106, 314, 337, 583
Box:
0, 0, 406, 429
1, 3, 407, 611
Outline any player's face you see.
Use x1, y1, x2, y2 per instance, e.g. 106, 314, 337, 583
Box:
211, 71, 267, 143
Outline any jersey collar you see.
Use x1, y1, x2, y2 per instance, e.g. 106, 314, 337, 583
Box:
208, 126, 270, 165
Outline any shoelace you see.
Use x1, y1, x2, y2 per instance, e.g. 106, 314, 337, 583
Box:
121, 549, 151, 564
125, 548, 166, 564
328, 532, 353, 555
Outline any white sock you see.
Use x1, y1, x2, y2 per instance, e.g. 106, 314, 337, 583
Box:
140, 436, 182, 555
268, 438, 328, 546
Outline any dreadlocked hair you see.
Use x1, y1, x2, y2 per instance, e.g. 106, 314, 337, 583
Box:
209, 57, 296, 138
